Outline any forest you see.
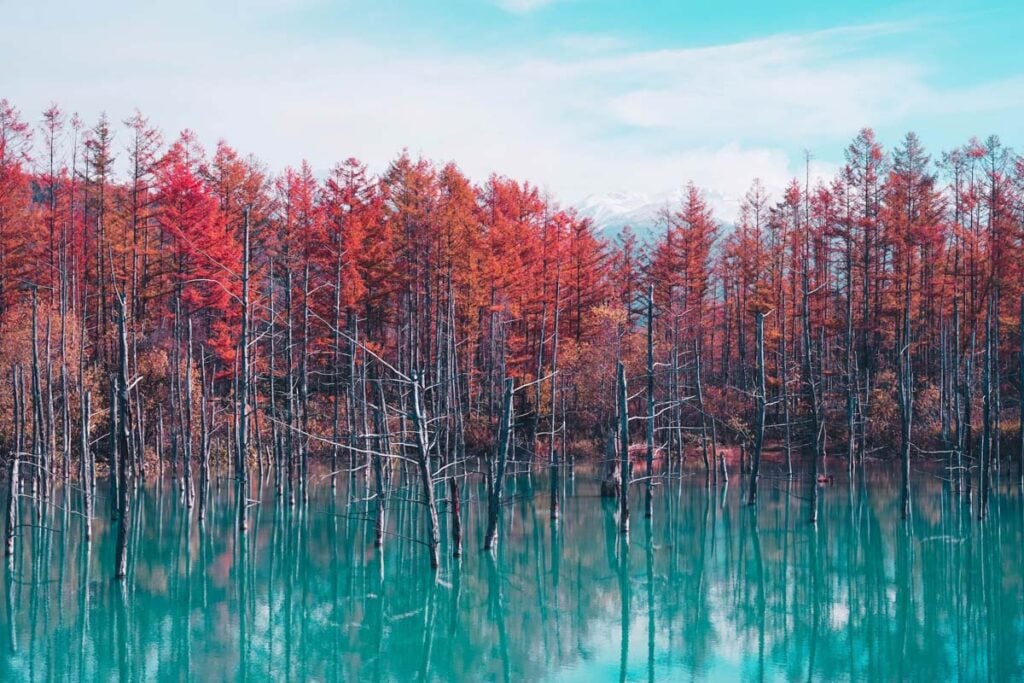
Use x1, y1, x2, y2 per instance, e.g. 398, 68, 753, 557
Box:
1, 96, 1022, 574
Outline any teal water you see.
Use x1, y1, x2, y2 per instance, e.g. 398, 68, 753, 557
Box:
1, 467, 1022, 681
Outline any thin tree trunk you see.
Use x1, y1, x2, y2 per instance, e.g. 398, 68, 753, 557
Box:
645, 285, 655, 518
748, 311, 766, 506
4, 455, 17, 561
979, 296, 993, 519
802, 263, 823, 524
1019, 294, 1024, 488
549, 273, 561, 522
410, 371, 441, 569
80, 390, 92, 541
237, 208, 251, 532
694, 341, 711, 486
109, 381, 119, 521
898, 266, 913, 520
199, 350, 211, 522
114, 293, 133, 580
372, 375, 389, 549
484, 378, 514, 552
779, 290, 792, 477
617, 361, 630, 535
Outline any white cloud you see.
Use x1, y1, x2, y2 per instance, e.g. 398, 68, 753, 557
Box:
493, 0, 564, 14
1, 5, 1021, 224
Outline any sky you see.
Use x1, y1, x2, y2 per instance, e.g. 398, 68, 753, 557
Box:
3, 0, 1023, 220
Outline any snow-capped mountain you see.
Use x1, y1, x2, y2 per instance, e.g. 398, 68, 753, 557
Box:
575, 187, 736, 243
574, 191, 675, 242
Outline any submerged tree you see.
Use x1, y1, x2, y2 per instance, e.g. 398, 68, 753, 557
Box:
0, 99, 1022, 581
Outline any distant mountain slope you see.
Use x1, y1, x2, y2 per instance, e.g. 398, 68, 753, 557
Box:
575, 191, 670, 242
576, 188, 735, 243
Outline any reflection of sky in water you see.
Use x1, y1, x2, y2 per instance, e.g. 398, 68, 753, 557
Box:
1, 466, 1021, 681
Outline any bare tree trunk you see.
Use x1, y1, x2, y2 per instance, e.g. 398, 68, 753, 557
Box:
332, 254, 343, 495
484, 378, 514, 552
237, 208, 251, 532
993, 288, 1001, 475
549, 273, 561, 522
199, 350, 211, 522
109, 380, 119, 521
845, 232, 856, 478
979, 296, 993, 519
802, 264, 823, 525
114, 293, 133, 580
694, 341, 711, 487
644, 285, 655, 519
156, 407, 164, 482
748, 311, 766, 506
4, 455, 17, 562
183, 319, 195, 508
300, 263, 311, 503
170, 297, 182, 488
61, 366, 71, 498
617, 361, 630, 535
285, 269, 296, 507
898, 268, 913, 520
266, 261, 282, 496
779, 290, 792, 477
372, 374, 389, 549
1019, 294, 1024, 488
953, 299, 964, 494
410, 371, 441, 569
12, 368, 22, 498
80, 390, 92, 541
30, 287, 46, 502
532, 293, 546, 466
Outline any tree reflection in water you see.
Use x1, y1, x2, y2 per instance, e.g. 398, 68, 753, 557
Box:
0, 465, 1022, 681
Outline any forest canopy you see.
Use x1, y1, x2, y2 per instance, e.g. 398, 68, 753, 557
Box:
0, 99, 1021, 510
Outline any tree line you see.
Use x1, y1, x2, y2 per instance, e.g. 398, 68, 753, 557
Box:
1, 98, 1022, 572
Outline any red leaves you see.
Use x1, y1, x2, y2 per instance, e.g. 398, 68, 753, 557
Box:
649, 182, 718, 327
156, 134, 241, 365
0, 100, 35, 317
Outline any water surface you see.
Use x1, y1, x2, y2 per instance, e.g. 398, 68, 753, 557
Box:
1, 466, 1022, 681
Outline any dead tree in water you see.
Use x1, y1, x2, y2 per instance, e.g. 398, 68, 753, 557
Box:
617, 361, 630, 535
80, 390, 92, 540
979, 297, 993, 520
778, 287, 793, 477
693, 340, 718, 487
549, 273, 561, 522
236, 208, 251, 532
644, 285, 655, 519
801, 263, 823, 524
410, 371, 441, 569
30, 287, 46, 501
183, 318, 195, 508
113, 293, 133, 580
484, 378, 514, 552
4, 452, 17, 562
11, 368, 23, 494
299, 263, 311, 503
952, 299, 964, 493
371, 374, 390, 549
284, 268, 297, 506
748, 310, 767, 506
198, 349, 211, 522
1019, 294, 1024, 487
109, 380, 119, 521
897, 261, 913, 520
267, 260, 282, 496
600, 429, 621, 498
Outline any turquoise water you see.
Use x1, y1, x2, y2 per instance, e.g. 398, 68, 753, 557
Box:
1, 466, 1022, 681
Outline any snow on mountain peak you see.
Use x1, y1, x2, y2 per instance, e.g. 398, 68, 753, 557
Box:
575, 190, 675, 241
